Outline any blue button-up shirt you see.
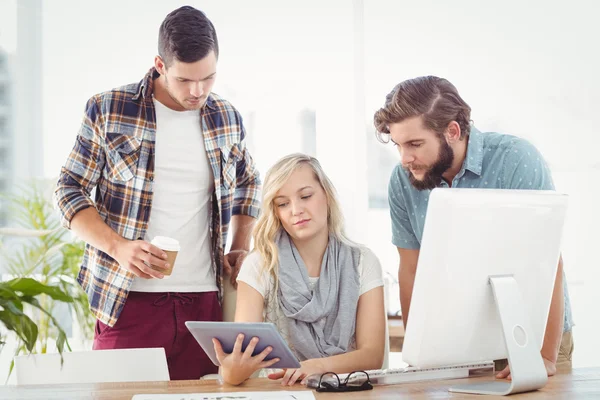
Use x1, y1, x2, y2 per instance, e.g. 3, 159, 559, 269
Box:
388, 127, 574, 332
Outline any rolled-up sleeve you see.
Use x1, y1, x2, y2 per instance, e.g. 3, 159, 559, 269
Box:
53, 96, 106, 229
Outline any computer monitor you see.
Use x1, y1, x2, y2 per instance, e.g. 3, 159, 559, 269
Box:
402, 188, 568, 395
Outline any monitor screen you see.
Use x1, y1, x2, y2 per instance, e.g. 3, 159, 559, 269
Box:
402, 188, 567, 368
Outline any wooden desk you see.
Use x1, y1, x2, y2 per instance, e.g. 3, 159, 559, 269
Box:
2, 367, 599, 399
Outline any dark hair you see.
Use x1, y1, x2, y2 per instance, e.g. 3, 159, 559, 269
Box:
158, 6, 219, 66
373, 76, 471, 142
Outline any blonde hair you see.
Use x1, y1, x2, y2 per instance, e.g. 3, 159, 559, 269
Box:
253, 153, 353, 281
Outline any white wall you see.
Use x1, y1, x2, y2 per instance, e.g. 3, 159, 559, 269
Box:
14, 0, 43, 181
42, 0, 351, 179
41, 0, 369, 241
42, 0, 183, 178
0, 1, 17, 53
365, 0, 600, 166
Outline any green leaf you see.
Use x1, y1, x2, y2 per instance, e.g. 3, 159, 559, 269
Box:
6, 359, 14, 385
21, 296, 69, 342
41, 242, 68, 263
0, 285, 18, 300
5, 340, 28, 383
5, 278, 73, 302
56, 330, 67, 354
22, 296, 72, 355
0, 298, 24, 315
0, 310, 38, 352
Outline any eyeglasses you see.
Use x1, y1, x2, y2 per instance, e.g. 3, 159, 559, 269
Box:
316, 370, 373, 393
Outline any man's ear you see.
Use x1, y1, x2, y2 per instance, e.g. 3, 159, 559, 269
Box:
445, 121, 462, 143
154, 55, 167, 75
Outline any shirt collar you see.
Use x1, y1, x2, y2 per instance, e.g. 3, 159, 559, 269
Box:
132, 67, 217, 110
463, 127, 484, 176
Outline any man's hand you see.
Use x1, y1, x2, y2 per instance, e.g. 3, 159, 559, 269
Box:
267, 359, 327, 386
112, 239, 169, 279
496, 356, 557, 380
223, 249, 248, 288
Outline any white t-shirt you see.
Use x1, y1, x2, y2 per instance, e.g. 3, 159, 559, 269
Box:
130, 98, 216, 293
236, 246, 384, 355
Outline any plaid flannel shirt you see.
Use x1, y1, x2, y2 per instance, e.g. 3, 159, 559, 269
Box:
54, 68, 261, 327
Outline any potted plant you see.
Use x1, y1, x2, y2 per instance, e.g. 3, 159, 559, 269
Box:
0, 180, 94, 377
0, 276, 73, 376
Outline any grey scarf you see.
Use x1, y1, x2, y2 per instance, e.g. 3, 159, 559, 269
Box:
276, 230, 361, 361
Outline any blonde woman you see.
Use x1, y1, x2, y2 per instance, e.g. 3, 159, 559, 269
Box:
212, 153, 385, 386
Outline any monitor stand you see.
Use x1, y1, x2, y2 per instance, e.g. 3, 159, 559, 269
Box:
449, 274, 548, 396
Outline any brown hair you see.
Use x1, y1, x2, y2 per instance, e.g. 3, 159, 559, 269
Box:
158, 6, 219, 67
373, 76, 471, 142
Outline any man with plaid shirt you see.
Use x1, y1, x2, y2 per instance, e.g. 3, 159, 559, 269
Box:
54, 6, 260, 380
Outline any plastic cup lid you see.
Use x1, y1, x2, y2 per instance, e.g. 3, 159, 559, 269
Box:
151, 236, 180, 251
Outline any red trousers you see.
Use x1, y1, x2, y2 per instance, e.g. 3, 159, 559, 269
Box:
93, 291, 221, 380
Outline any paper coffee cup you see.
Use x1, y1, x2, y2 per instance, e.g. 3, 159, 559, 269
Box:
150, 236, 180, 277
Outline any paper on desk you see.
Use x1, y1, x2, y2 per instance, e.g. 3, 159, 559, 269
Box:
131, 391, 316, 400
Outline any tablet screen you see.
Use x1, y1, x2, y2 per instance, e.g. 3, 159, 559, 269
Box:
186, 321, 301, 369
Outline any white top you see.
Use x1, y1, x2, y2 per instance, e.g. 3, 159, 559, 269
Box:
236, 246, 384, 353
130, 98, 216, 293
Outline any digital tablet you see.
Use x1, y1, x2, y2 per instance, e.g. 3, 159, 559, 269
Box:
185, 321, 301, 369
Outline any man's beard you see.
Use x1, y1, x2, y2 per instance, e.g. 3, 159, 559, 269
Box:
406, 139, 454, 191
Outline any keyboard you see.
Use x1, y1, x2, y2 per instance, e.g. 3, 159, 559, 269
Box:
305, 361, 495, 388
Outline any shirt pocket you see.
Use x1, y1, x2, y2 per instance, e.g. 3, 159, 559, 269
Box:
105, 133, 141, 182
220, 144, 241, 189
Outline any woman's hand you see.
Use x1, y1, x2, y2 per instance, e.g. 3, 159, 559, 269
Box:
267, 359, 327, 386
213, 334, 280, 385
